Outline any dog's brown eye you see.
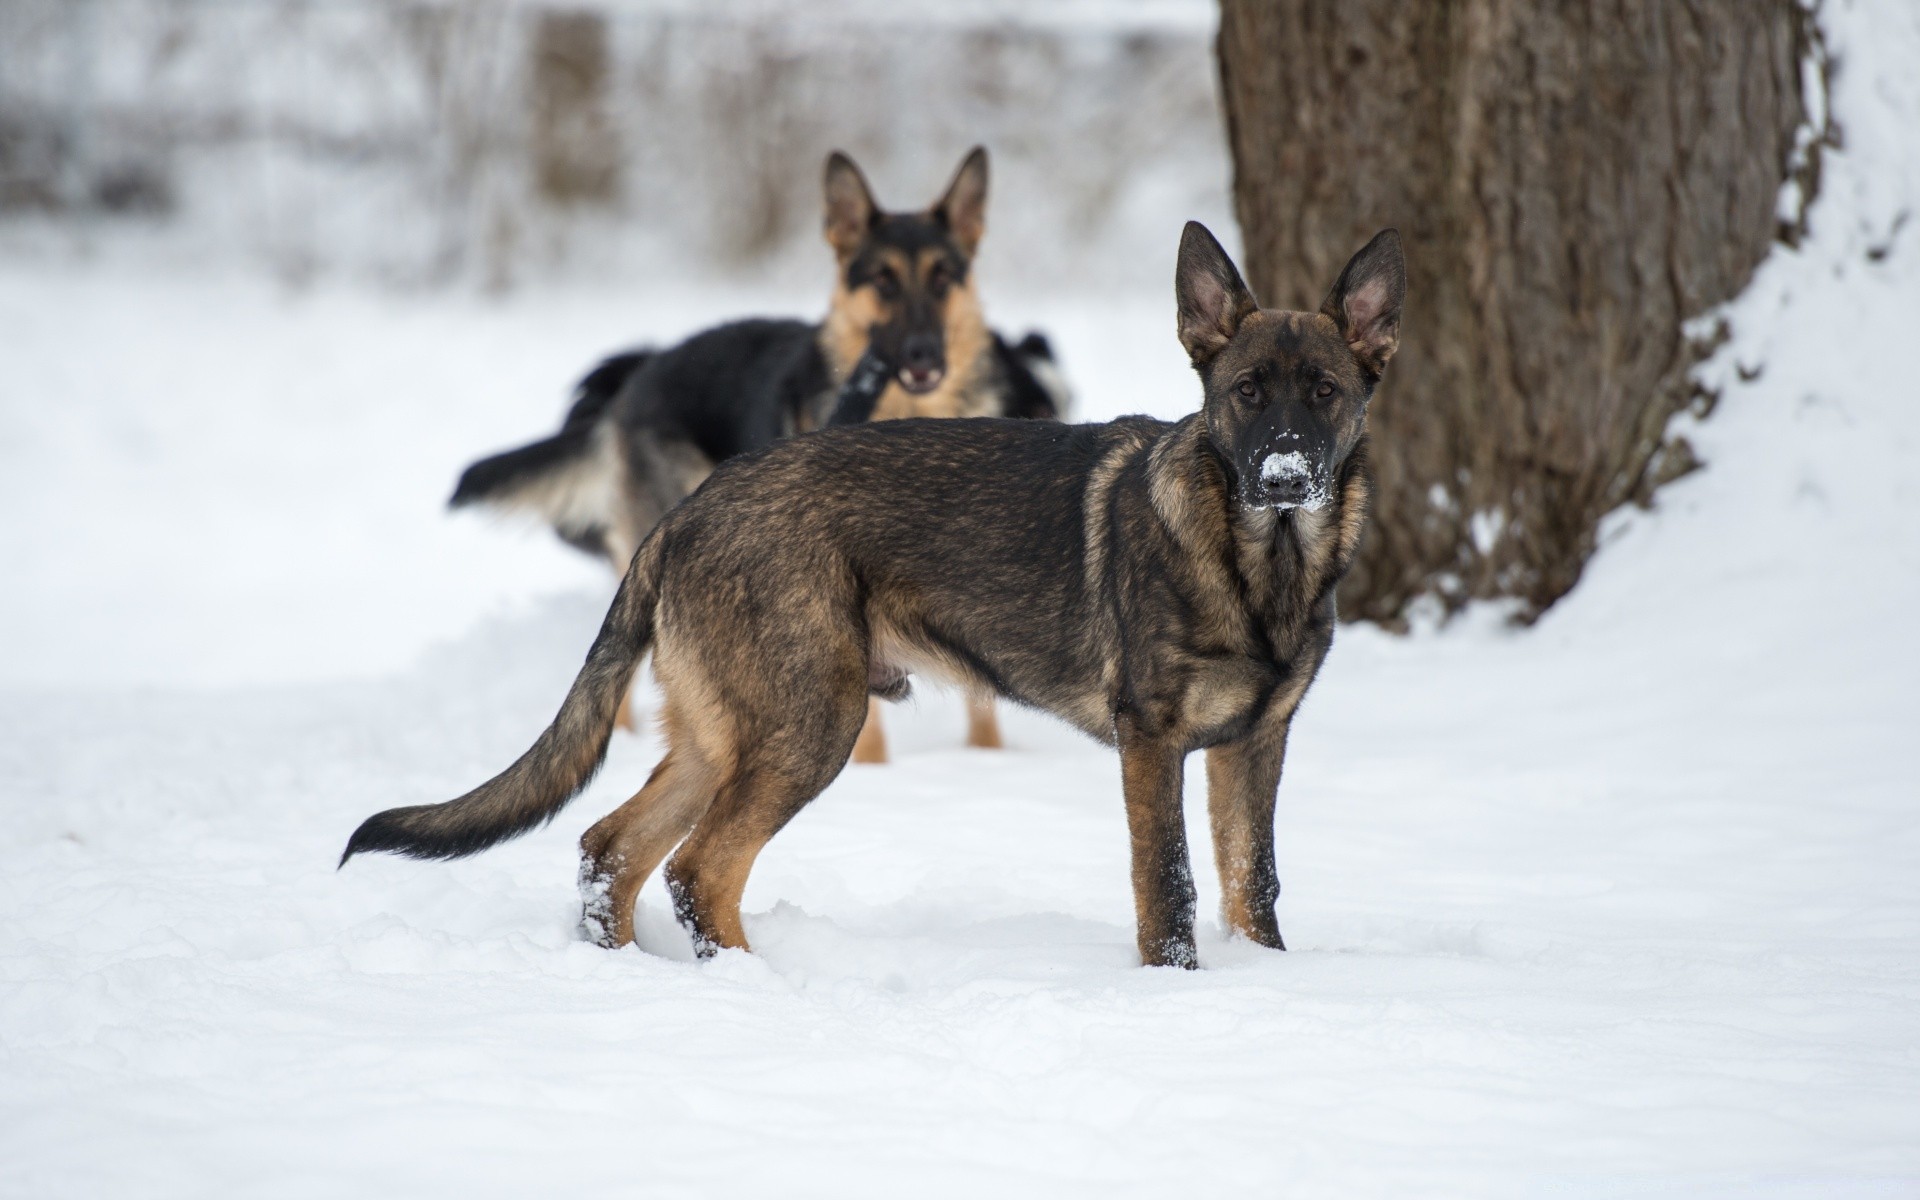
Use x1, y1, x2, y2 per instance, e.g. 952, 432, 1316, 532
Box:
927, 264, 950, 295
1316, 381, 1335, 398
873, 269, 900, 298
1236, 379, 1258, 399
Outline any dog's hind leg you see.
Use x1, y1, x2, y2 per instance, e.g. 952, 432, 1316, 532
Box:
964, 692, 1002, 749
577, 703, 721, 948
664, 671, 868, 956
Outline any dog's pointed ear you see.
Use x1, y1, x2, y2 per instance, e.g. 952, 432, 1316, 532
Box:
933, 146, 988, 257
1175, 221, 1258, 367
824, 151, 879, 260
1321, 229, 1405, 377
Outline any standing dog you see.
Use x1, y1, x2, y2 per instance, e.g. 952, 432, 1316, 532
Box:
344, 222, 1404, 969
451, 147, 1067, 762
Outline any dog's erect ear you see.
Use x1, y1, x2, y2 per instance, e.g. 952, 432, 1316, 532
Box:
1175, 221, 1258, 367
1321, 229, 1405, 377
824, 151, 879, 260
933, 146, 988, 257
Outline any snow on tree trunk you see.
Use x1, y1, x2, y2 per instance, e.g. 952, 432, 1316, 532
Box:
1217, 1, 1820, 623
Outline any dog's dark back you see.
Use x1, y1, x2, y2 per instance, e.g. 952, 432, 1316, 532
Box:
609, 322, 1065, 468
613, 319, 828, 466
663, 415, 1144, 722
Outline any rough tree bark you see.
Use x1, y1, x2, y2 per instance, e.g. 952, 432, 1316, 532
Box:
1217, 1, 1817, 624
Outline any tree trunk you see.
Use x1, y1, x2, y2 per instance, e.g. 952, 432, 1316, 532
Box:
530, 9, 619, 207
1217, 1, 1817, 624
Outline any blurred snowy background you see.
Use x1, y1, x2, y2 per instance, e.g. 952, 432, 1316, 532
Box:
0, 0, 1231, 290
0, 0, 1236, 690
2, 2, 1918, 1197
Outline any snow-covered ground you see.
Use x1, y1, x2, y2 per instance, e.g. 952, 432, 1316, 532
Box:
5, 8, 1919, 1197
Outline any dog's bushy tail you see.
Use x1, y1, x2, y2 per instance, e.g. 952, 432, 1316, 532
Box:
448, 351, 648, 552
340, 535, 666, 866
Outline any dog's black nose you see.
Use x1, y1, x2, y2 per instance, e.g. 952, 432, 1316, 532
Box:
901, 334, 941, 371
896, 333, 946, 393
1266, 475, 1310, 505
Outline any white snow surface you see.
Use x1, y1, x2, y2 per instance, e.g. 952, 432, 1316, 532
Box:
5, 6, 1920, 1194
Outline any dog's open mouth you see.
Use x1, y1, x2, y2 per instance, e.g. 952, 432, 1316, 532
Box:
897, 366, 945, 395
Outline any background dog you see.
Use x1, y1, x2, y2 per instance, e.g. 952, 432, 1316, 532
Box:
450, 147, 1068, 761
343, 221, 1405, 970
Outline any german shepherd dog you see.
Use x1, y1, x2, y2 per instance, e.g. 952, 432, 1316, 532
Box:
450, 147, 1067, 762
344, 223, 1404, 969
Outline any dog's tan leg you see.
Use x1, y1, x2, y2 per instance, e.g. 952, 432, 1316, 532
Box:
964, 692, 1002, 749
850, 697, 888, 764
1204, 718, 1290, 951
664, 771, 799, 955
613, 691, 637, 733
661, 774, 773, 955
1116, 716, 1197, 968
666, 681, 867, 956
578, 702, 720, 948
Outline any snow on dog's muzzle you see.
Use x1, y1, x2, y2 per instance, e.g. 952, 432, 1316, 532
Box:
1249, 443, 1333, 512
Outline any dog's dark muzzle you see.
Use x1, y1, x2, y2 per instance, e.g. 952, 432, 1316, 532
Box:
1253, 469, 1316, 509
1242, 413, 1336, 512
896, 331, 946, 395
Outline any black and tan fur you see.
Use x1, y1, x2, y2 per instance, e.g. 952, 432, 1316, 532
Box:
344, 223, 1405, 969
450, 147, 1066, 760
